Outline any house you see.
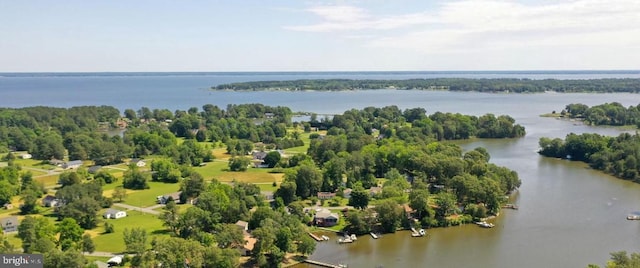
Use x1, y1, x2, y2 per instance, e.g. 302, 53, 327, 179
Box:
3, 203, 13, 210
103, 208, 127, 219
130, 159, 146, 167
42, 195, 59, 207
342, 188, 353, 199
0, 216, 19, 233
264, 113, 275, 119
235, 220, 249, 232
107, 255, 123, 266
88, 165, 102, 174
252, 151, 267, 161
157, 192, 182, 204
369, 186, 382, 196
238, 234, 257, 256
317, 192, 336, 200
21, 153, 32, 159
62, 160, 83, 169
314, 209, 340, 227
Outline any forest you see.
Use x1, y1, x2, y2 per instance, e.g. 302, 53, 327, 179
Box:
557, 102, 640, 127
0, 103, 524, 267
213, 78, 640, 93
539, 132, 640, 182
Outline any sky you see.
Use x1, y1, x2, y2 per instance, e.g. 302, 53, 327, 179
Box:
1, 0, 639, 72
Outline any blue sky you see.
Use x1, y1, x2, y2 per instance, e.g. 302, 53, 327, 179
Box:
1, 0, 639, 72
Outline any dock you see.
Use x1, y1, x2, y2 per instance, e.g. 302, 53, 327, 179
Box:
502, 204, 519, 210
370, 232, 378, 239
304, 259, 345, 268
308, 232, 324, 242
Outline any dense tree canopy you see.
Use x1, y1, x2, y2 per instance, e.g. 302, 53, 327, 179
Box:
215, 78, 640, 93
539, 132, 640, 182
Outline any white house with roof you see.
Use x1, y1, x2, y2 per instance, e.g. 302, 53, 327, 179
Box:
130, 159, 146, 167
103, 208, 127, 219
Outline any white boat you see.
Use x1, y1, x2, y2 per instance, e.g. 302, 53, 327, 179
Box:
350, 234, 357, 240
370, 232, 379, 239
627, 215, 640, 220
476, 221, 495, 228
322, 235, 330, 241
419, 229, 426, 236
338, 237, 353, 243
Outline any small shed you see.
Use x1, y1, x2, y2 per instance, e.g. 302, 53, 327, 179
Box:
103, 209, 127, 219
21, 153, 32, 159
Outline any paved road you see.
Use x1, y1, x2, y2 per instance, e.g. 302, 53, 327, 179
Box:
113, 203, 161, 215
84, 251, 118, 257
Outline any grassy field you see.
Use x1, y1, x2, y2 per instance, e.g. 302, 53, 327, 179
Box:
90, 210, 168, 253
120, 181, 181, 207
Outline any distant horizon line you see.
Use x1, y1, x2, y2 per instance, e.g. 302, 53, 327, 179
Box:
1, 70, 639, 75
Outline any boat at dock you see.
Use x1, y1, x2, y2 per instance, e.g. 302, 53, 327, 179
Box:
322, 235, 330, 241
476, 221, 495, 228
338, 237, 353, 244
370, 232, 379, 239
350, 234, 357, 241
410, 228, 426, 237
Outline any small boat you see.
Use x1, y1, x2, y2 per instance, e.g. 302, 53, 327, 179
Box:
502, 204, 519, 210
476, 221, 495, 228
370, 232, 379, 239
627, 215, 640, 220
350, 234, 357, 241
419, 229, 426, 236
338, 237, 353, 244
411, 232, 421, 237
321, 235, 330, 241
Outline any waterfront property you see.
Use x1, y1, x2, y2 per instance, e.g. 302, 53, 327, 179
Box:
314, 209, 340, 227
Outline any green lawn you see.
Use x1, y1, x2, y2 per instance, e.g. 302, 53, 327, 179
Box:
257, 183, 278, 192
193, 161, 284, 183
122, 181, 181, 207
35, 174, 59, 187
90, 210, 168, 253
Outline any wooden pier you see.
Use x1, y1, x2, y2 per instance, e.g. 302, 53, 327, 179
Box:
308, 232, 324, 242
304, 259, 344, 268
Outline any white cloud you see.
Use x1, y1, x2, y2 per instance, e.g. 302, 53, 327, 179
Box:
285, 0, 640, 56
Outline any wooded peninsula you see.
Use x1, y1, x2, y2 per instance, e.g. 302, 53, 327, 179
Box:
539, 102, 640, 183
213, 78, 640, 93
0, 104, 523, 267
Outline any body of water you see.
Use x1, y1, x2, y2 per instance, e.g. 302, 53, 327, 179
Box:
2, 71, 640, 267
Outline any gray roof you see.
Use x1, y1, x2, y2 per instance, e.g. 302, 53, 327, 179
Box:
315, 209, 339, 220
104, 208, 123, 215
0, 216, 18, 227
66, 160, 83, 166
